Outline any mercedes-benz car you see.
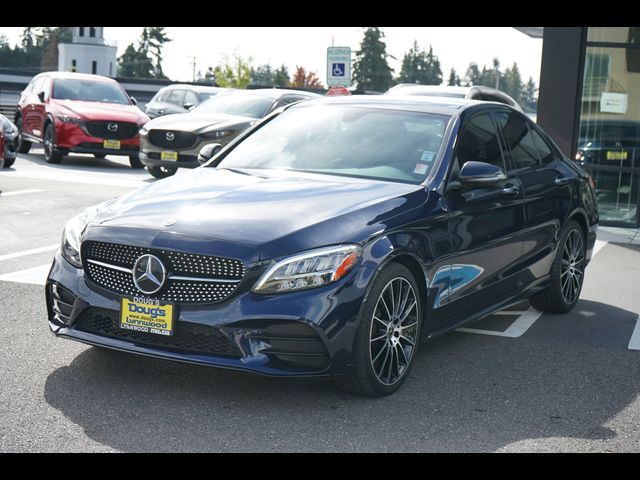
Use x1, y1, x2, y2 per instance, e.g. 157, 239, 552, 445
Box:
46, 96, 598, 396
15, 72, 150, 168
385, 84, 524, 113
139, 88, 320, 179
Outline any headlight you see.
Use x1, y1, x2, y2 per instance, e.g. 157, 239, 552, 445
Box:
252, 245, 361, 294
201, 129, 234, 139
56, 115, 84, 126
60, 206, 98, 268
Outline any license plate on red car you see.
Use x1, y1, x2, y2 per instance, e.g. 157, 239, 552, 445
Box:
103, 139, 121, 149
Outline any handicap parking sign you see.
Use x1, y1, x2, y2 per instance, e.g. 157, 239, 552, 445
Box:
332, 63, 345, 77
327, 47, 351, 86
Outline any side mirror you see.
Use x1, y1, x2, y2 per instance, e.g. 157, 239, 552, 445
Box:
37, 91, 45, 102
130, 96, 138, 105
183, 102, 195, 111
197, 143, 223, 164
459, 161, 507, 186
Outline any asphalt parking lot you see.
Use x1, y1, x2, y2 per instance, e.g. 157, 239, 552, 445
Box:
1, 149, 640, 452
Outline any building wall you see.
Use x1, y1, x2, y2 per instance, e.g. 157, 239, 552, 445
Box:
57, 44, 117, 77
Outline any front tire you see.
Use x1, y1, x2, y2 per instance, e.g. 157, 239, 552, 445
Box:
43, 123, 63, 164
129, 154, 144, 169
148, 165, 178, 179
2, 157, 15, 168
15, 117, 31, 154
530, 220, 586, 313
335, 263, 422, 397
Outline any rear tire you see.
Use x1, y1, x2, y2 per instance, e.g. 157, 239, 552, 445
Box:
3, 158, 15, 168
148, 165, 178, 179
129, 154, 144, 169
43, 123, 63, 164
15, 117, 31, 154
530, 220, 586, 314
335, 263, 422, 397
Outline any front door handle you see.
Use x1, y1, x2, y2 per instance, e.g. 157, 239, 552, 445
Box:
555, 176, 569, 186
502, 184, 520, 196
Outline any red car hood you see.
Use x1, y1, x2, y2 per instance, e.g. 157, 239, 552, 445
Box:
52, 99, 147, 123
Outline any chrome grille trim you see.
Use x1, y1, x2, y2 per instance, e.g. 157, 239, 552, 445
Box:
87, 259, 133, 274
168, 275, 240, 283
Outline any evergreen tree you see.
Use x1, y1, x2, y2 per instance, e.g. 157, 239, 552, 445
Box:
352, 27, 394, 92
448, 68, 461, 86
251, 64, 275, 86
502, 62, 524, 105
146, 27, 172, 79
524, 76, 537, 111
464, 63, 481, 86
398, 41, 442, 85
273, 64, 290, 87
117, 27, 170, 79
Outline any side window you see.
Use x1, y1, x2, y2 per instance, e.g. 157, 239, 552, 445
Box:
495, 112, 541, 170
167, 89, 185, 106
456, 112, 506, 170
184, 90, 198, 107
530, 127, 558, 165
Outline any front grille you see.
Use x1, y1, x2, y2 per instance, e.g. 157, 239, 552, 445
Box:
85, 121, 139, 140
75, 307, 242, 358
82, 241, 245, 304
148, 130, 197, 149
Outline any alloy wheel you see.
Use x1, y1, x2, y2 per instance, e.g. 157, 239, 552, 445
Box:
369, 277, 419, 386
43, 126, 53, 159
561, 229, 585, 304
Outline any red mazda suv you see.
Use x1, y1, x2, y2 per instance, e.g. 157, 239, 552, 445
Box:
15, 72, 150, 168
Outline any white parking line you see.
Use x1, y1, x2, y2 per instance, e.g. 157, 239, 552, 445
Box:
457, 307, 542, 338
0, 244, 58, 262
593, 239, 608, 257
0, 189, 44, 197
0, 264, 50, 285
628, 315, 640, 351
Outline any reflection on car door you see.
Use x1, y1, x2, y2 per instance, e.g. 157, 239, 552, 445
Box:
442, 111, 527, 319
495, 110, 575, 280
23, 76, 45, 137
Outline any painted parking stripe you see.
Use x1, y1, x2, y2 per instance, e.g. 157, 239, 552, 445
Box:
0, 189, 44, 197
593, 239, 608, 257
0, 244, 58, 262
0, 264, 50, 285
457, 307, 542, 338
628, 315, 640, 351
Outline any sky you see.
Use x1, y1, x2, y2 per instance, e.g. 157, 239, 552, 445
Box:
0, 27, 543, 86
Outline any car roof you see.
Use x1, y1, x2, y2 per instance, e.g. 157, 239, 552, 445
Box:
386, 84, 472, 96
34, 71, 117, 83
291, 94, 515, 116
160, 84, 228, 93
223, 88, 321, 99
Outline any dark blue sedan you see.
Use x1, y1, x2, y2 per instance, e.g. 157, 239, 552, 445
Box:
46, 96, 598, 396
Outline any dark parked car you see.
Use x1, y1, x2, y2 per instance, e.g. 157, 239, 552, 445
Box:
385, 84, 525, 112
144, 84, 229, 119
46, 96, 598, 396
0, 114, 18, 168
15, 72, 150, 168
139, 88, 320, 179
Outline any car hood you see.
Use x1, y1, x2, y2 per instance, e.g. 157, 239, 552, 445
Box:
144, 113, 256, 134
89, 168, 427, 260
53, 99, 146, 123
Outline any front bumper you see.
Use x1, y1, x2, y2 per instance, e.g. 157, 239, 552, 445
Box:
55, 122, 140, 157
139, 133, 239, 170
46, 250, 373, 377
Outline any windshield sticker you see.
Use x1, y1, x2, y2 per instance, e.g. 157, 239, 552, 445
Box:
420, 151, 436, 162
414, 163, 429, 175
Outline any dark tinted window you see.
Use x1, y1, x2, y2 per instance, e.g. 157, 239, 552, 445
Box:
52, 78, 130, 104
456, 112, 505, 170
530, 128, 555, 165
495, 112, 540, 170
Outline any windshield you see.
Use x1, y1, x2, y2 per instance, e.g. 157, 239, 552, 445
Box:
216, 105, 449, 184
52, 79, 130, 104
191, 92, 274, 118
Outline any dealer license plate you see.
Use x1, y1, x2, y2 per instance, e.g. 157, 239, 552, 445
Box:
160, 150, 178, 161
103, 139, 121, 149
120, 297, 175, 336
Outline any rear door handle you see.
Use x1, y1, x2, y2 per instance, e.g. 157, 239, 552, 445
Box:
555, 176, 569, 186
502, 184, 520, 196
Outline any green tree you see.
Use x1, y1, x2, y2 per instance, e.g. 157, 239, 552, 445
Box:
397, 41, 442, 85
273, 64, 290, 87
502, 62, 524, 105
214, 54, 252, 88
290, 66, 323, 89
353, 27, 394, 92
251, 64, 275, 86
447, 68, 461, 86
524, 76, 537, 111
464, 63, 481, 86
117, 27, 170, 79
146, 27, 172, 79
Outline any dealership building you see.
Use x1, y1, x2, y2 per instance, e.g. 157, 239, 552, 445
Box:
521, 27, 640, 227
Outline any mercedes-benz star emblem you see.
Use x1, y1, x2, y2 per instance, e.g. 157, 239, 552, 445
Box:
132, 254, 166, 294
165, 131, 175, 141
107, 123, 119, 132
